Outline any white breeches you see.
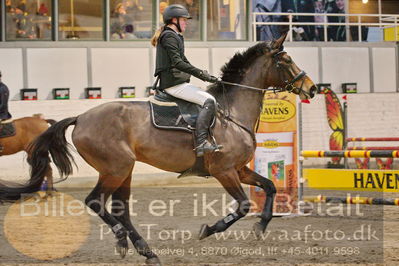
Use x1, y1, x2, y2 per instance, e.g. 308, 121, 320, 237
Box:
164, 83, 216, 107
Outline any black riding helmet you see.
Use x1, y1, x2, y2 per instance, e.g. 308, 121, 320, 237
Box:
163, 4, 192, 32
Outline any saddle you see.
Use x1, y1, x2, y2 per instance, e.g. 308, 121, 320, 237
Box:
149, 91, 214, 133
0, 119, 16, 138
148, 91, 216, 178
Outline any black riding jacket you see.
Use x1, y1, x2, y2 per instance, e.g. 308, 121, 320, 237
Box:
155, 27, 206, 90
0, 82, 11, 120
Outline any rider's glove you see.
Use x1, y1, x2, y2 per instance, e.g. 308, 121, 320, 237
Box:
199, 70, 219, 83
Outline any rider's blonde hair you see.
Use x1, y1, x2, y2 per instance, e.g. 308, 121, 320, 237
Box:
151, 26, 165, 47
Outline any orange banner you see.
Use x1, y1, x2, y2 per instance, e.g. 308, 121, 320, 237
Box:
250, 92, 299, 215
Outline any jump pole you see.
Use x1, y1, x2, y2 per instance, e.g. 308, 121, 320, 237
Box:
301, 150, 399, 158
347, 137, 399, 142
347, 146, 399, 150
304, 195, 399, 206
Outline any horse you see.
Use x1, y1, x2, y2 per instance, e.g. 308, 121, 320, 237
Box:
0, 115, 56, 195
0, 32, 317, 265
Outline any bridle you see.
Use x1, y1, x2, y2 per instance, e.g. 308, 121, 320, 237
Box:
272, 50, 312, 99
217, 48, 312, 143
218, 49, 311, 98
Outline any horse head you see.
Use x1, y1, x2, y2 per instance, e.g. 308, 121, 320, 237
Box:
264, 32, 318, 100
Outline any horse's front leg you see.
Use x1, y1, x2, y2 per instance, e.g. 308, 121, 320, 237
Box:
199, 168, 251, 240
238, 166, 276, 238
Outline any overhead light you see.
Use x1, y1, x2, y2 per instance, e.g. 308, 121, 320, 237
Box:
362, 0, 368, 3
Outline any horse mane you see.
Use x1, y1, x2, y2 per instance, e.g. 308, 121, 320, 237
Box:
207, 42, 272, 97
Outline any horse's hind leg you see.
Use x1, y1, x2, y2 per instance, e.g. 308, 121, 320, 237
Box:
199, 168, 251, 240
238, 166, 276, 238
111, 173, 160, 265
85, 174, 133, 257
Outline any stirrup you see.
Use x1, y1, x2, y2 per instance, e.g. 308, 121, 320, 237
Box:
195, 140, 222, 157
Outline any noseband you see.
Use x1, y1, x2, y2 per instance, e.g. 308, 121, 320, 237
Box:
273, 50, 311, 99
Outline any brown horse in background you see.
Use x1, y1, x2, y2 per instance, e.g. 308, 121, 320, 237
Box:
0, 115, 56, 194
0, 33, 317, 265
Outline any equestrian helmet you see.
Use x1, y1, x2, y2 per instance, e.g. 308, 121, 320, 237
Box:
163, 4, 192, 24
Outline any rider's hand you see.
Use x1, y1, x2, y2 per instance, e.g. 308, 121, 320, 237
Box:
208, 75, 219, 83
200, 70, 219, 83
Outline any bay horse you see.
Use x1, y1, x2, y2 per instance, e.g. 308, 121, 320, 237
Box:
0, 33, 317, 265
0, 115, 56, 195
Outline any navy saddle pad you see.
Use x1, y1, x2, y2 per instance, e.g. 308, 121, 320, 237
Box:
0, 120, 16, 138
149, 91, 201, 133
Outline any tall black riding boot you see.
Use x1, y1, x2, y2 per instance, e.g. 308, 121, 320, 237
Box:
195, 99, 219, 157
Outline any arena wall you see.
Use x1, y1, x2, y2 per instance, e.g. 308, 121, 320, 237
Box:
0, 42, 397, 100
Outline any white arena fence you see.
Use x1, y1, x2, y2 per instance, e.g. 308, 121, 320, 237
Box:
252, 12, 399, 42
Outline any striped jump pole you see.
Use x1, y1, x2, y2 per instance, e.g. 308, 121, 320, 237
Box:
347, 137, 399, 142
304, 195, 399, 206
347, 146, 399, 151
301, 150, 399, 158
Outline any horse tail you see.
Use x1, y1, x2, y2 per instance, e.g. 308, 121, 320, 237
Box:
0, 117, 77, 201
45, 119, 57, 126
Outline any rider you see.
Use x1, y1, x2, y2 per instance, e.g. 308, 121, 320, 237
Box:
151, 4, 220, 157
0, 71, 11, 122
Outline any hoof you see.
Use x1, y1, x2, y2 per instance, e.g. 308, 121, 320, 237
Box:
146, 256, 162, 266
116, 238, 129, 258
198, 224, 210, 240
252, 222, 265, 239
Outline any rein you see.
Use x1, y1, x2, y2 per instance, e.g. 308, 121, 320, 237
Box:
216, 48, 310, 145
219, 80, 284, 93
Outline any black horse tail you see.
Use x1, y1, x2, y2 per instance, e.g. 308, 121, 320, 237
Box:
0, 117, 77, 201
